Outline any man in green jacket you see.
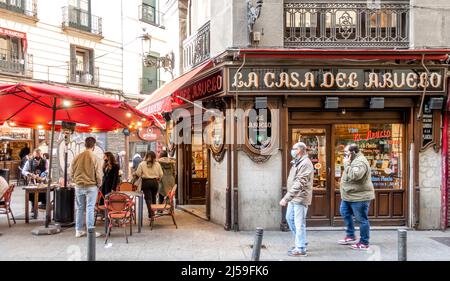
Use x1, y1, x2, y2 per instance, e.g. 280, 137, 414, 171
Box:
338, 143, 375, 250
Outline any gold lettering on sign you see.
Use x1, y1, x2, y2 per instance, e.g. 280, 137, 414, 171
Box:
232, 72, 244, 88
300, 72, 315, 88
379, 73, 394, 88
364, 73, 379, 88
335, 72, 347, 88
245, 72, 259, 88
430, 73, 442, 88
348, 72, 359, 88
276, 72, 289, 88
264, 72, 275, 88
418, 72, 429, 88
406, 72, 418, 88
321, 72, 334, 88
393, 73, 406, 88
290, 72, 300, 88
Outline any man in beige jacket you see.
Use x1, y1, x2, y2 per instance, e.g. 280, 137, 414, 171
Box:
71, 137, 102, 238
279, 142, 314, 257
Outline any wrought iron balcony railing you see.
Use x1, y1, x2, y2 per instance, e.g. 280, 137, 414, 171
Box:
0, 48, 33, 77
139, 3, 164, 27
0, 0, 37, 18
68, 61, 99, 86
183, 21, 210, 73
62, 6, 103, 36
284, 0, 410, 48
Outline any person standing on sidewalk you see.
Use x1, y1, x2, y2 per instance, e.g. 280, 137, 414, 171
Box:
157, 150, 176, 204
338, 143, 375, 250
71, 137, 103, 238
279, 142, 313, 257
133, 151, 163, 223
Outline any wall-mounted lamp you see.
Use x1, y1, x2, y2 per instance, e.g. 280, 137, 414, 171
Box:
370, 97, 385, 109
325, 97, 339, 109
141, 31, 174, 78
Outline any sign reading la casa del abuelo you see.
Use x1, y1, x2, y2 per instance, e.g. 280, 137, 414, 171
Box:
174, 70, 224, 102
228, 67, 446, 93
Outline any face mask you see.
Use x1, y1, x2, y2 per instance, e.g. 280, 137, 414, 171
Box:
290, 149, 298, 158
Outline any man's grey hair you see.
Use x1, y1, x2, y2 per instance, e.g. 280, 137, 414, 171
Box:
293, 142, 307, 153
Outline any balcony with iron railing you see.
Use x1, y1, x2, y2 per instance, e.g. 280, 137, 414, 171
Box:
284, 0, 410, 48
62, 6, 103, 38
183, 21, 210, 73
68, 62, 99, 87
0, 0, 37, 20
0, 48, 33, 77
139, 3, 164, 28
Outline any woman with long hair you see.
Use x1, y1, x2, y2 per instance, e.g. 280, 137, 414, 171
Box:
134, 151, 163, 221
101, 152, 120, 205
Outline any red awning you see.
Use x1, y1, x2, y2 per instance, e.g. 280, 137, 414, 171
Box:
233, 48, 450, 61
137, 60, 213, 116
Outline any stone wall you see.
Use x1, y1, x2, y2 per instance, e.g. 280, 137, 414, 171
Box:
237, 151, 282, 230
418, 147, 442, 229
209, 153, 228, 226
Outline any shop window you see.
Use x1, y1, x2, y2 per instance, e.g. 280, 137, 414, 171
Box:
292, 128, 327, 190
334, 124, 404, 190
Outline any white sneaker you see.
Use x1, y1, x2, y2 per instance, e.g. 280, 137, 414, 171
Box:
95, 232, 102, 238
75, 231, 86, 238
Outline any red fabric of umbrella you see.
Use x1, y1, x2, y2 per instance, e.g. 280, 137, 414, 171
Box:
0, 82, 152, 132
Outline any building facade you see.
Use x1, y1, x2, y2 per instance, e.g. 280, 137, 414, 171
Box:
0, 0, 171, 180
139, 0, 450, 230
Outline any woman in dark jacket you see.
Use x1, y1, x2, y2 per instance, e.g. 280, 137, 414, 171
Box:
101, 152, 120, 205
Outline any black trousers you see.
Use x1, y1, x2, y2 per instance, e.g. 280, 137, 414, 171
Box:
29, 193, 46, 207
141, 178, 158, 217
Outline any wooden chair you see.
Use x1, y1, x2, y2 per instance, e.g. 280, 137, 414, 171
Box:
104, 192, 134, 244
150, 184, 177, 230
0, 184, 16, 227
117, 182, 137, 224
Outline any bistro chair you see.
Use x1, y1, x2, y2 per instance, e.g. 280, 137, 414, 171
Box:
117, 182, 137, 224
150, 184, 178, 230
94, 189, 106, 226
104, 192, 134, 244
0, 184, 16, 227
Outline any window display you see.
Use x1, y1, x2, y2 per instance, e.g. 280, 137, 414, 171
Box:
334, 123, 404, 189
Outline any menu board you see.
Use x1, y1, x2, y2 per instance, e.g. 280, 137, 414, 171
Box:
422, 103, 433, 148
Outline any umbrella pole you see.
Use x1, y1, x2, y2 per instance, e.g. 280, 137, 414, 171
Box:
45, 98, 57, 228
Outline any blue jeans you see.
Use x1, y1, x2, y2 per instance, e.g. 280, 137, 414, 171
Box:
340, 200, 371, 245
75, 186, 98, 232
286, 202, 308, 251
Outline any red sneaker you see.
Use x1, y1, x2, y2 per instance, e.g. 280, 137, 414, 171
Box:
338, 236, 357, 245
350, 242, 370, 251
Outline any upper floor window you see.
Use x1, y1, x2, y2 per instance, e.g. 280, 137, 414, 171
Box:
139, 0, 164, 28
69, 45, 98, 86
0, 0, 37, 18
0, 28, 32, 76
63, 0, 103, 36
141, 52, 160, 94
284, 0, 410, 48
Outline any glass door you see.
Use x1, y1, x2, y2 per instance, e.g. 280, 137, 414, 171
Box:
290, 126, 331, 225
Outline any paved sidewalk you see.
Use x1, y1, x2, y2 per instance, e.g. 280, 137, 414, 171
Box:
1, 187, 449, 261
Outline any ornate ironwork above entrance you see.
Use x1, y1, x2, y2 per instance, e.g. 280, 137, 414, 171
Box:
284, 0, 410, 48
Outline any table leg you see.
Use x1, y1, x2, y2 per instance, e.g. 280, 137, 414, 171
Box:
104, 207, 108, 234
138, 194, 143, 233
33, 191, 38, 219
25, 191, 29, 224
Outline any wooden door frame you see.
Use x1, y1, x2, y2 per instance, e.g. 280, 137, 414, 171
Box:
288, 124, 333, 226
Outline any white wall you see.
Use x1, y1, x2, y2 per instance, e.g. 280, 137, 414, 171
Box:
210, 153, 227, 226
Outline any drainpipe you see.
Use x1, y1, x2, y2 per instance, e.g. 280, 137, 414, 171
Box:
417, 54, 430, 121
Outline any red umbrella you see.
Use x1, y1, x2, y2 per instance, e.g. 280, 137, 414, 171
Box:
0, 82, 152, 231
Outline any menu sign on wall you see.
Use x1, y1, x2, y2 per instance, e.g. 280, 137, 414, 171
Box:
422, 102, 433, 148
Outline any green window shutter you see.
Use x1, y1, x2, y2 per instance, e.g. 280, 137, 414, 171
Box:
142, 53, 159, 93
143, 0, 156, 7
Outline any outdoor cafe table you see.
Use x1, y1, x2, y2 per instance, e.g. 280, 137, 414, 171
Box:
23, 185, 56, 223
104, 191, 144, 234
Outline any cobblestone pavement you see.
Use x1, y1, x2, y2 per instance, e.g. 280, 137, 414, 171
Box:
1, 187, 449, 261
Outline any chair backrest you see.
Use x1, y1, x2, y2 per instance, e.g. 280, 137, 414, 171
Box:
105, 192, 132, 212
96, 189, 105, 205
1, 184, 15, 205
167, 184, 177, 205
117, 182, 136, 192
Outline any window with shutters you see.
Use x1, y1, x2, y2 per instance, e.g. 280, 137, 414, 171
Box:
139, 0, 164, 28
69, 45, 98, 86
62, 0, 102, 36
141, 52, 159, 94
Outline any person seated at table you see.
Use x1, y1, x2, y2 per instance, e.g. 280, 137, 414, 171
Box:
42, 153, 50, 178
100, 152, 120, 205
21, 148, 47, 209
